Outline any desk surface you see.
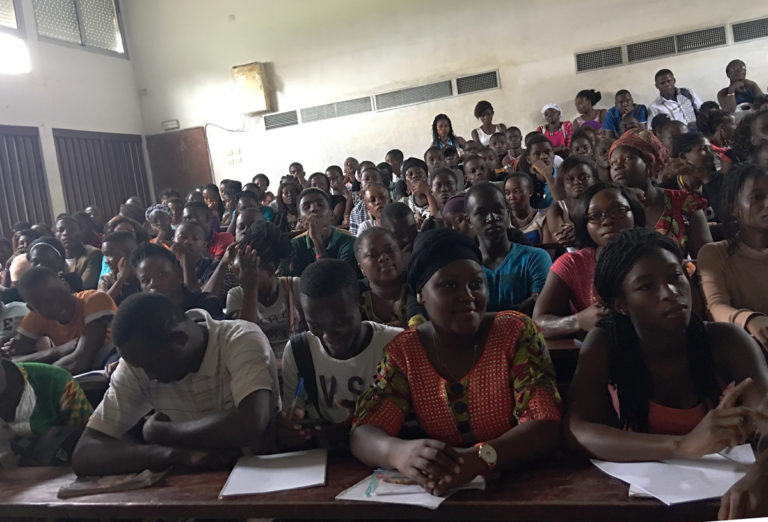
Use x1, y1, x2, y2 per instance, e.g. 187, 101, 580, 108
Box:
0, 457, 719, 521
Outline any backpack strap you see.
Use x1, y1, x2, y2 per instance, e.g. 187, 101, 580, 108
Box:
282, 277, 301, 334
289, 332, 322, 418
679, 88, 699, 117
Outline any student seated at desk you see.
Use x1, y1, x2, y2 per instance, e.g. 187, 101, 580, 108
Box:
351, 229, 561, 496
697, 164, 768, 349
0, 359, 92, 468
503, 172, 549, 246
545, 156, 599, 250
289, 188, 357, 276
380, 202, 419, 260
355, 227, 410, 328
4, 267, 116, 375
131, 243, 224, 319
227, 223, 302, 359
566, 228, 768, 520
55, 215, 103, 290
98, 231, 140, 306
182, 201, 234, 261
279, 259, 401, 450
466, 182, 552, 315
171, 221, 218, 291
72, 292, 279, 476
533, 183, 645, 338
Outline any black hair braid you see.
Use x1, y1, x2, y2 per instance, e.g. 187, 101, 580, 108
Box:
600, 312, 651, 432
685, 314, 721, 412
595, 228, 721, 431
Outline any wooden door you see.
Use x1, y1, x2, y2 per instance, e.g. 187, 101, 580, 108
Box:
146, 127, 213, 198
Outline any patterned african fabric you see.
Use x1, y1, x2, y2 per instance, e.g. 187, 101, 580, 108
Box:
16, 363, 92, 436
353, 311, 561, 447
655, 189, 706, 252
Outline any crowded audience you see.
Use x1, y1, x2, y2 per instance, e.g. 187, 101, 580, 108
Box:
0, 59, 767, 519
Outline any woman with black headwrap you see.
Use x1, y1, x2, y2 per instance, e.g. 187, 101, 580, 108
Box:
350, 229, 561, 496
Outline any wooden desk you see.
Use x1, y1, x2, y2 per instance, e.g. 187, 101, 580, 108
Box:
0, 457, 719, 521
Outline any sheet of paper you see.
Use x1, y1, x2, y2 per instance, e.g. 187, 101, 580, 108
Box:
219, 448, 327, 498
592, 445, 754, 506
335, 473, 484, 510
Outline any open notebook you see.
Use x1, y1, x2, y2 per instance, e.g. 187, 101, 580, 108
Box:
219, 448, 327, 498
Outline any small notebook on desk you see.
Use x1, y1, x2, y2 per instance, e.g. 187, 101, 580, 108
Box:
57, 469, 168, 499
335, 471, 485, 510
219, 448, 327, 498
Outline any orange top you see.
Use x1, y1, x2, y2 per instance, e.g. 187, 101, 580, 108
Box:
353, 311, 562, 447
18, 290, 116, 346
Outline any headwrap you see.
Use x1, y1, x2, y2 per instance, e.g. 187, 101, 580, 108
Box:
145, 203, 174, 222
401, 157, 428, 177
609, 129, 668, 174
441, 193, 466, 217
541, 103, 562, 115
407, 228, 482, 293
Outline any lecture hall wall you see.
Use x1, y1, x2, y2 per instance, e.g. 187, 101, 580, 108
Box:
0, 0, 144, 215
123, 0, 768, 188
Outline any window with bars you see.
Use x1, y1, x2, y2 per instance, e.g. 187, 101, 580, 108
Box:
0, 0, 21, 33
32, 0, 126, 56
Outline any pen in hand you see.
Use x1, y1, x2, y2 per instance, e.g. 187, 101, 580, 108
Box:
289, 377, 305, 420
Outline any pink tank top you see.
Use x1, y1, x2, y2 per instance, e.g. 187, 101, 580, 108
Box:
609, 386, 707, 435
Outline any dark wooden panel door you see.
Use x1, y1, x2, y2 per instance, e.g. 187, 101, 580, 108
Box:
146, 127, 213, 197
0, 125, 53, 237
53, 129, 151, 219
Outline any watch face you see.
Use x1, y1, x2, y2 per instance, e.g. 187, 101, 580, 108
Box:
478, 443, 497, 467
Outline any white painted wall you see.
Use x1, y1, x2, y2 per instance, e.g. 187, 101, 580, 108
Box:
0, 0, 144, 215
128, 1, 768, 190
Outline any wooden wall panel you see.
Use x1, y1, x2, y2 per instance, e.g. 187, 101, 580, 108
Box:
146, 127, 213, 197
0, 125, 53, 238
53, 129, 151, 219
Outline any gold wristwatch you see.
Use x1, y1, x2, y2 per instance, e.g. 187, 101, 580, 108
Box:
474, 442, 498, 470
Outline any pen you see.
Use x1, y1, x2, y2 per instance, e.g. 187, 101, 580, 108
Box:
289, 377, 304, 414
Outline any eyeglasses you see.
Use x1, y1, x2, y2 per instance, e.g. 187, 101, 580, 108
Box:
586, 205, 630, 223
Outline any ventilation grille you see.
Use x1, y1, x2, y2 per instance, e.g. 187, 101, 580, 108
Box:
264, 111, 298, 130
375, 81, 452, 110
575, 47, 623, 72
300, 97, 372, 123
627, 36, 676, 62
733, 17, 768, 42
676, 26, 726, 52
456, 71, 499, 94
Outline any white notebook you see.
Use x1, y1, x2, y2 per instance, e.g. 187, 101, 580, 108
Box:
219, 449, 327, 498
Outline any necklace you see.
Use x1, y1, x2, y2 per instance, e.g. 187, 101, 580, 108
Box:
510, 208, 537, 230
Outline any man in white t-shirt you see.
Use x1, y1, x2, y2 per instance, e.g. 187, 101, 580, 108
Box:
279, 259, 401, 450
72, 292, 279, 476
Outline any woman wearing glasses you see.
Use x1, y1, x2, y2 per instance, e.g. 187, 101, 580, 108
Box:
533, 183, 645, 338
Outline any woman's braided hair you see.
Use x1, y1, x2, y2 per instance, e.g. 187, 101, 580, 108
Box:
594, 228, 721, 431
720, 163, 767, 254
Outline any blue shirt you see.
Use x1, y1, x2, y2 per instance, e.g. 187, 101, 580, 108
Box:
482, 243, 552, 311
602, 105, 649, 136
